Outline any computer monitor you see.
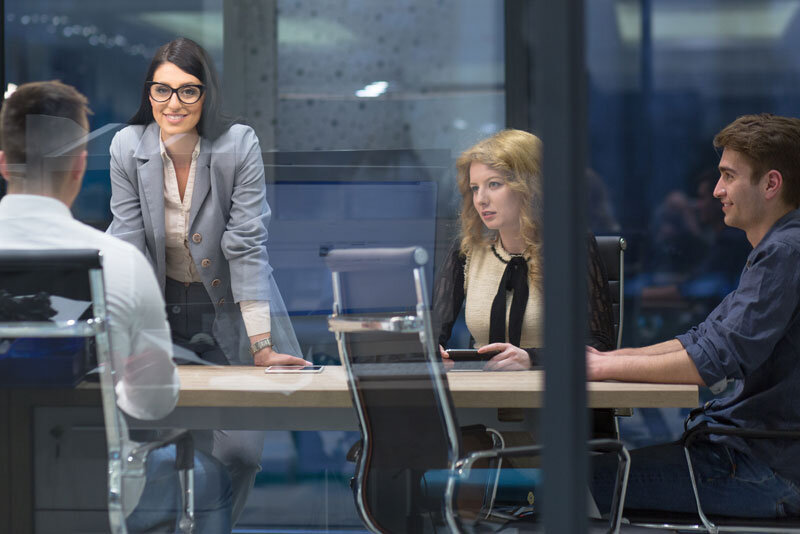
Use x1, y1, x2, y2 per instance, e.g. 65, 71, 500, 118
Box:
266, 149, 450, 313
264, 148, 451, 357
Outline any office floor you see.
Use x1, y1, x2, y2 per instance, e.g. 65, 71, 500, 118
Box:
236, 431, 366, 533
237, 479, 365, 533
232, 409, 691, 533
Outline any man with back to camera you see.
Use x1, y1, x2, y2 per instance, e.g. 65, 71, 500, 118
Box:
0, 80, 232, 532
588, 113, 800, 518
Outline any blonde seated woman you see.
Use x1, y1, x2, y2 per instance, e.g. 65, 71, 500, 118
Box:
433, 129, 616, 438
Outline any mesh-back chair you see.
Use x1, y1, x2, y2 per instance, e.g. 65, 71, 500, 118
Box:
0, 250, 194, 534
325, 246, 634, 534
595, 236, 626, 349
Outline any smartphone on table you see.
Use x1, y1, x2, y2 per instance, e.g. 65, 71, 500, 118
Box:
445, 349, 499, 371
445, 348, 498, 362
265, 365, 324, 373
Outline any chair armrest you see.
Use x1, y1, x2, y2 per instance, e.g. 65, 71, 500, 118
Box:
459, 438, 626, 473
588, 438, 627, 454
455, 439, 630, 534
682, 423, 800, 448
129, 429, 194, 470
458, 444, 543, 474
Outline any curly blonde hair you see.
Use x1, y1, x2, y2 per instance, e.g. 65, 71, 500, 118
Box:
456, 129, 543, 286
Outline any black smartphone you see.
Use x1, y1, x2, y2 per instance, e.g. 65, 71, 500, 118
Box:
265, 365, 324, 373
445, 349, 499, 362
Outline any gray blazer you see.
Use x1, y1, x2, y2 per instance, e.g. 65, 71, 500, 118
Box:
108, 122, 296, 364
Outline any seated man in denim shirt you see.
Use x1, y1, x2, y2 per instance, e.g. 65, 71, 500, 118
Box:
588, 113, 800, 518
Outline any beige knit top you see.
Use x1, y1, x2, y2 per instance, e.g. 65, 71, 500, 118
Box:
464, 241, 543, 349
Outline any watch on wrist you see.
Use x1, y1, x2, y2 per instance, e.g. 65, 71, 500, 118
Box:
249, 337, 274, 355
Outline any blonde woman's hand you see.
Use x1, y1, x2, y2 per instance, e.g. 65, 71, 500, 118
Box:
481, 343, 531, 371
440, 345, 454, 370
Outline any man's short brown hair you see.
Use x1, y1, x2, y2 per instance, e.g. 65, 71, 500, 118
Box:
714, 113, 800, 208
0, 81, 91, 180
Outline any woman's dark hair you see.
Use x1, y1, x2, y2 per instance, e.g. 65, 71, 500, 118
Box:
128, 37, 235, 140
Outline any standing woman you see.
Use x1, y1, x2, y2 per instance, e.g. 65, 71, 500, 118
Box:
108, 37, 306, 525
434, 129, 616, 369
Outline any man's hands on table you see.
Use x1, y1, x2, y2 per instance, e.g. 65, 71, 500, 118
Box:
586, 345, 613, 381
585, 343, 706, 386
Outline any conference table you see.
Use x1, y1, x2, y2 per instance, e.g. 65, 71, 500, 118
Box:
134, 365, 699, 431
0, 365, 697, 532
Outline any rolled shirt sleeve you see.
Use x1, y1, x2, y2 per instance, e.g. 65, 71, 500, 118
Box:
239, 299, 271, 337
677, 241, 800, 388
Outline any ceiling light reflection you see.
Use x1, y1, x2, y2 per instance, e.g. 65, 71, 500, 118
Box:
355, 81, 389, 98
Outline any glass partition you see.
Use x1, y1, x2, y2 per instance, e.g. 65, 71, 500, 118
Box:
5, 0, 799, 531
2, 1, 506, 531
587, 0, 800, 448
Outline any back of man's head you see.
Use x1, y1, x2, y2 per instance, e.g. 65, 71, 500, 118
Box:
714, 113, 800, 208
0, 81, 91, 194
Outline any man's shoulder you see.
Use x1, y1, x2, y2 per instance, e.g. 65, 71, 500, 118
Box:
758, 216, 800, 259
70, 223, 163, 313
741, 217, 800, 292
66, 220, 151, 270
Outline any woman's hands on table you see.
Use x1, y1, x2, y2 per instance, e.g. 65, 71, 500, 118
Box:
439, 345, 454, 370
481, 343, 531, 371
250, 333, 310, 367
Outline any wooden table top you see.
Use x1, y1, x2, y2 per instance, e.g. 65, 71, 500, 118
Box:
176, 366, 698, 409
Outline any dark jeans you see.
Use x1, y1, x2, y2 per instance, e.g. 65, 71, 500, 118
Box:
126, 446, 232, 533
164, 277, 264, 525
591, 439, 800, 518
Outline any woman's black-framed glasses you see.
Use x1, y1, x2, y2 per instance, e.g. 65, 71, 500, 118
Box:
147, 82, 205, 104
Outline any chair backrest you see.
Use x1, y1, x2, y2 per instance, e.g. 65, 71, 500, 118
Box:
0, 250, 127, 532
595, 236, 626, 349
326, 247, 463, 533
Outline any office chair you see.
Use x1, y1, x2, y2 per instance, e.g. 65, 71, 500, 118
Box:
595, 235, 634, 431
325, 246, 634, 533
595, 236, 626, 350
0, 250, 194, 534
592, 234, 800, 534
624, 412, 800, 533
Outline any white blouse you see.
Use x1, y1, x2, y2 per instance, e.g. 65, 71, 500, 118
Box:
160, 135, 270, 336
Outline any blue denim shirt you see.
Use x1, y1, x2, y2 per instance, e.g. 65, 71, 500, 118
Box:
676, 208, 800, 481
